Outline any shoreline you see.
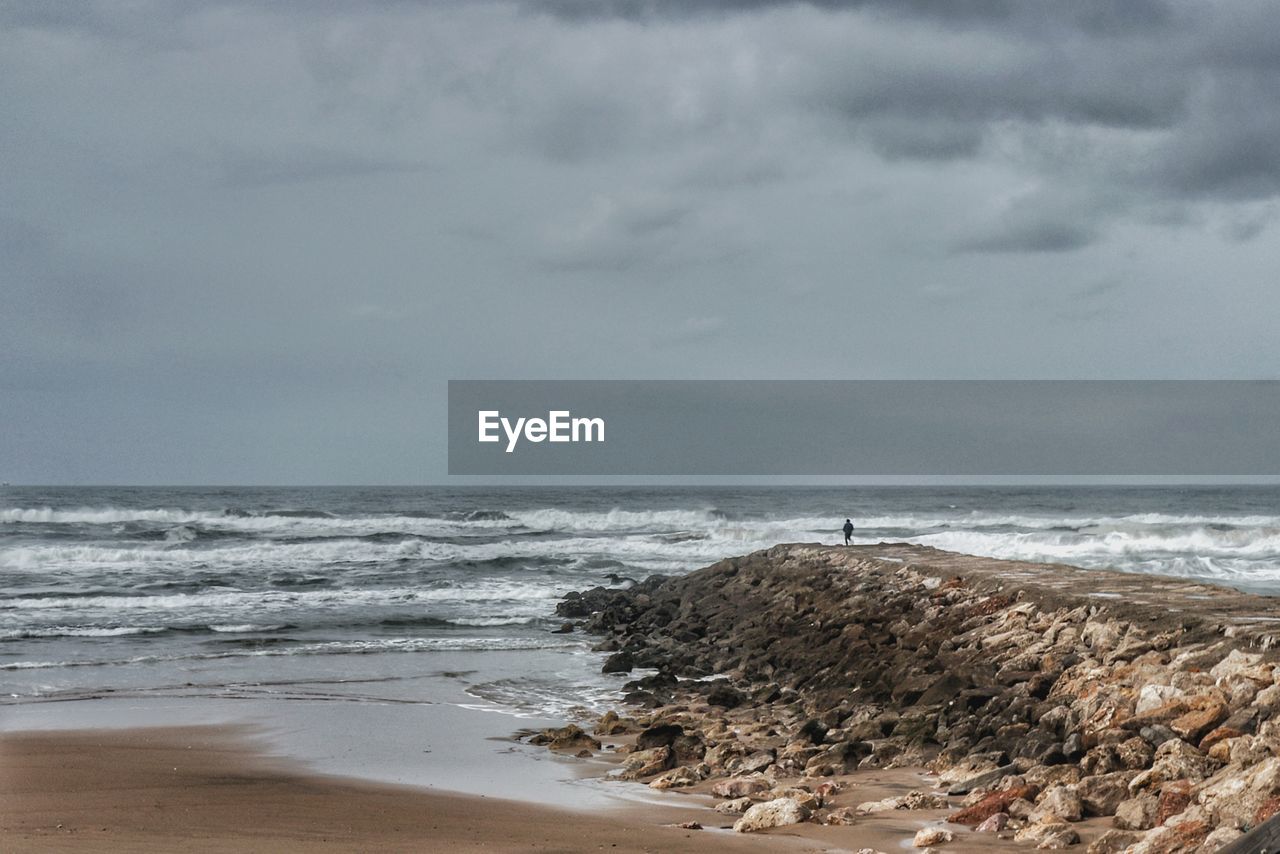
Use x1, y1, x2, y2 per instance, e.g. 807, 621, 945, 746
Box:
0, 726, 774, 853
8, 544, 1280, 852
0, 724, 1022, 853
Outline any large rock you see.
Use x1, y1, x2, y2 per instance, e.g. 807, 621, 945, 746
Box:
619, 746, 671, 779
912, 827, 953, 847
1013, 821, 1080, 848
528, 724, 601, 752
1124, 817, 1210, 854
602, 651, 634, 673
713, 797, 753, 815
1128, 741, 1217, 792
635, 723, 684, 750
733, 750, 775, 775
1113, 794, 1158, 831
769, 787, 821, 811
711, 775, 771, 799
733, 797, 810, 833
1168, 698, 1228, 743
1077, 771, 1134, 817
1195, 755, 1280, 827
1155, 780, 1191, 827
948, 785, 1039, 825
855, 796, 901, 814
1209, 649, 1269, 684
1030, 785, 1084, 823
648, 766, 701, 790
1200, 826, 1244, 850
593, 710, 632, 735
1136, 684, 1183, 715
1086, 830, 1142, 854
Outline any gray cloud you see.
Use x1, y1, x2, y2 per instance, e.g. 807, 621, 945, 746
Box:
4, 0, 1280, 482
219, 147, 431, 188
958, 220, 1099, 255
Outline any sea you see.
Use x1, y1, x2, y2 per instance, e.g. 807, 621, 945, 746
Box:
2, 485, 1278, 798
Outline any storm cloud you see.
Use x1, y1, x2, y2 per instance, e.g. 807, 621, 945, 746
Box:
2, 0, 1278, 482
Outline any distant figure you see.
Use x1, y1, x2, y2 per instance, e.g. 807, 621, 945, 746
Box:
842, 518, 854, 545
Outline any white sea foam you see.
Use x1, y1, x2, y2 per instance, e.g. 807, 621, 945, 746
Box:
0, 625, 167, 639
208, 624, 290, 633
3, 580, 566, 614
0, 636, 585, 671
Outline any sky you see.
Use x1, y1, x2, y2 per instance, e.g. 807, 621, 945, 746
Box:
2, 0, 1279, 484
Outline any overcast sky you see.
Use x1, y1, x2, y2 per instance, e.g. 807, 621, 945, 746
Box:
3, 0, 1279, 484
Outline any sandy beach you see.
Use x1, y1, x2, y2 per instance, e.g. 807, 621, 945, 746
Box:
0, 726, 760, 853
0, 725, 992, 853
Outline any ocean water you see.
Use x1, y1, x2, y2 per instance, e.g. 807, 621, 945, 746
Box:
3, 485, 1280, 720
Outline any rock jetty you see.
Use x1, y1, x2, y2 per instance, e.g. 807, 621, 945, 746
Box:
549, 544, 1280, 852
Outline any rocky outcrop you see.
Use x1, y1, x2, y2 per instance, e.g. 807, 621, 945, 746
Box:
560, 544, 1280, 852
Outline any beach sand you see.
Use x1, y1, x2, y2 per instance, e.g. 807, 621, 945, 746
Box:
0, 725, 1030, 852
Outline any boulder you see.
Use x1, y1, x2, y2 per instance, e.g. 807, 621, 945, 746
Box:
1124, 818, 1210, 854
733, 751, 775, 775
528, 724, 601, 752
1013, 821, 1080, 848
948, 785, 1039, 825
1128, 741, 1217, 792
1209, 649, 1269, 684
1168, 699, 1228, 743
1029, 785, 1083, 823
1077, 771, 1134, 817
706, 682, 745, 708
635, 723, 684, 750
1113, 794, 1158, 831
1195, 755, 1280, 827
900, 790, 950, 810
1085, 830, 1142, 854
648, 766, 701, 790
855, 797, 901, 814
711, 775, 771, 799
769, 787, 821, 811
822, 806, 859, 825
1197, 725, 1243, 752
593, 710, 632, 736
733, 797, 810, 833
602, 651, 634, 673
1155, 780, 1191, 826
619, 746, 671, 779
1200, 826, 1244, 850
912, 827, 953, 847
1026, 765, 1083, 791
974, 812, 1008, 832
713, 797, 754, 815
1136, 684, 1183, 715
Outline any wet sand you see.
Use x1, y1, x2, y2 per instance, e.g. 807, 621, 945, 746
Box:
0, 725, 1028, 852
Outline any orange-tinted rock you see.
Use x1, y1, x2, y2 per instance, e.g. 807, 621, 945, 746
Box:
1256, 795, 1280, 825
1169, 700, 1228, 743
947, 785, 1039, 826
1198, 725, 1243, 752
1207, 738, 1237, 763
1141, 819, 1210, 854
1155, 780, 1191, 826
1125, 699, 1190, 728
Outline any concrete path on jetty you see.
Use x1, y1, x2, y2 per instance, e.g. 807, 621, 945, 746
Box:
820, 543, 1280, 651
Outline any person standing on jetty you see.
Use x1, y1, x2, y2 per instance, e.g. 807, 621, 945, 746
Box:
842, 518, 854, 545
